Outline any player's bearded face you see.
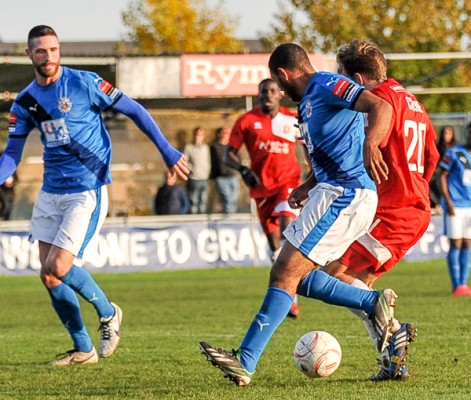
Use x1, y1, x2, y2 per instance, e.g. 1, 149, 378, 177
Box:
28, 35, 61, 80
271, 72, 300, 102
282, 84, 301, 102
33, 58, 60, 78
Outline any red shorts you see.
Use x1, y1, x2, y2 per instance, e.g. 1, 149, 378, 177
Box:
340, 206, 431, 277
254, 184, 298, 234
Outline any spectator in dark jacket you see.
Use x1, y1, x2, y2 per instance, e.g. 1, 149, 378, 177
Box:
210, 127, 240, 213
154, 169, 190, 215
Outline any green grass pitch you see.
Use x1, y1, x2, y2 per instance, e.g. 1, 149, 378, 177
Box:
1, 259, 471, 399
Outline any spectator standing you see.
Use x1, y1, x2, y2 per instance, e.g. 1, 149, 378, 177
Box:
184, 127, 211, 214
210, 127, 239, 214
439, 123, 471, 296
154, 169, 190, 215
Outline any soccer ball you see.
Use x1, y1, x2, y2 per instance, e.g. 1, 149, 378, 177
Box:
293, 330, 342, 378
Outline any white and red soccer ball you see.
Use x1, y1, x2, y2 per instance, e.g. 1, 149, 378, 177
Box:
293, 330, 342, 378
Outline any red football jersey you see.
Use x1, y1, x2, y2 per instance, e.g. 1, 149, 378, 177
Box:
230, 106, 301, 198
371, 79, 439, 210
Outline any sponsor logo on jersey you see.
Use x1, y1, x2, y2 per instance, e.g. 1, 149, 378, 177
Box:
258, 140, 290, 154
57, 97, 73, 113
253, 121, 263, 130
8, 113, 16, 133
333, 78, 359, 102
99, 80, 120, 100
41, 118, 71, 147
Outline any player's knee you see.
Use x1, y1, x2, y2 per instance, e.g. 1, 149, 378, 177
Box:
40, 269, 60, 288
42, 257, 71, 281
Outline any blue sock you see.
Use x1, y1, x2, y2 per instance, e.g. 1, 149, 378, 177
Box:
61, 265, 114, 319
447, 248, 460, 289
48, 283, 93, 352
459, 248, 470, 286
298, 270, 378, 314
239, 287, 293, 373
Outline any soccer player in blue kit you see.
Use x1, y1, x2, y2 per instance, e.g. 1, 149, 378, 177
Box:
439, 123, 471, 296
199, 43, 396, 386
0, 25, 189, 365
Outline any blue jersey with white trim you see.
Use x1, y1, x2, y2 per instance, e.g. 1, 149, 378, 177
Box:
298, 72, 375, 190
9, 66, 121, 193
439, 145, 471, 207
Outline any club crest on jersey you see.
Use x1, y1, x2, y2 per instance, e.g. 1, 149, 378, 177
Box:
305, 101, 312, 118
57, 97, 72, 113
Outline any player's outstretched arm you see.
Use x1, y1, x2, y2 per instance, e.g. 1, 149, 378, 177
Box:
112, 94, 189, 179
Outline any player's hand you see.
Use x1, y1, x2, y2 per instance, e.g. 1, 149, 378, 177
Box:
239, 166, 259, 187
288, 184, 310, 209
364, 143, 388, 184
446, 202, 455, 216
171, 155, 190, 181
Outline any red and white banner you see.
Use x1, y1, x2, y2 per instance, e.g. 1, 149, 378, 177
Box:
181, 53, 328, 97
117, 54, 331, 98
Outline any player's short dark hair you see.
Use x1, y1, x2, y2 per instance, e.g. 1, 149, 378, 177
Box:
268, 43, 311, 73
258, 78, 275, 89
27, 25, 57, 49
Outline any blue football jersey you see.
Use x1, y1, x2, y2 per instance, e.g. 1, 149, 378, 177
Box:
9, 66, 122, 193
298, 72, 375, 191
439, 145, 471, 207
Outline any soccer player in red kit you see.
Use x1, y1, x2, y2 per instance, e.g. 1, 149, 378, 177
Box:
226, 78, 302, 318
321, 40, 440, 380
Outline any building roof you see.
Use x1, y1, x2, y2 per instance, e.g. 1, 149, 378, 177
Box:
0, 39, 265, 57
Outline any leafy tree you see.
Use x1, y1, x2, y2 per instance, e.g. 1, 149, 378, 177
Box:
122, 0, 244, 54
260, 0, 471, 112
